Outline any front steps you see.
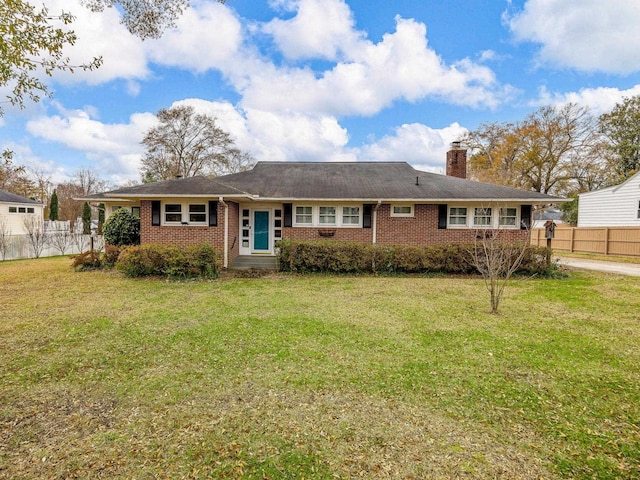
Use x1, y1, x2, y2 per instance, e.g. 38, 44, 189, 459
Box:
230, 255, 278, 270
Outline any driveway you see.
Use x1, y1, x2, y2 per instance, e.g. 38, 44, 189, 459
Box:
556, 257, 640, 277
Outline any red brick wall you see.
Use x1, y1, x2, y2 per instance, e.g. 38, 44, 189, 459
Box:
139, 200, 223, 248
140, 201, 528, 262
282, 204, 528, 246
376, 204, 528, 245
140, 200, 241, 265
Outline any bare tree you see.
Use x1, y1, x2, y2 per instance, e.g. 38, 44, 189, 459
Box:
141, 105, 247, 182
0, 218, 12, 260
48, 228, 74, 255
468, 227, 531, 314
23, 215, 48, 258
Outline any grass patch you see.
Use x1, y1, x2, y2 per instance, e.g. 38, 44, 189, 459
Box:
1, 257, 639, 478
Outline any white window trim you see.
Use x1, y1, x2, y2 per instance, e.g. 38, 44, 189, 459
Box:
341, 206, 362, 227
294, 205, 314, 226
446, 205, 521, 229
292, 204, 363, 227
448, 207, 468, 228
498, 207, 518, 227
162, 202, 208, 226
391, 204, 414, 217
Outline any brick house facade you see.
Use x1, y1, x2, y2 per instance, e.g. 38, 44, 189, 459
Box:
87, 147, 561, 268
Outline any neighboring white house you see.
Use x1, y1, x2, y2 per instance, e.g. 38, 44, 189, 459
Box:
0, 189, 44, 235
578, 171, 640, 227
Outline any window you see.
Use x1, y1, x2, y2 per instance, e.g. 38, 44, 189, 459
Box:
131, 206, 141, 218
27, 207, 34, 214
391, 205, 414, 217
319, 206, 336, 224
189, 204, 206, 223
164, 204, 182, 223
295, 206, 313, 225
473, 207, 492, 227
499, 207, 517, 226
449, 207, 467, 226
342, 206, 360, 225
637, 200, 640, 219
8, 206, 17, 213
18, 207, 26, 213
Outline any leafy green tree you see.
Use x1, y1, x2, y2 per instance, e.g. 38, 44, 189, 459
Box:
48, 190, 59, 221
599, 95, 640, 181
103, 208, 140, 246
82, 202, 92, 235
98, 203, 106, 234
0, 0, 102, 115
559, 196, 579, 225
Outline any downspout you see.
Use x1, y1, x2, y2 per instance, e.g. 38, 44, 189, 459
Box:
218, 197, 229, 269
372, 200, 382, 244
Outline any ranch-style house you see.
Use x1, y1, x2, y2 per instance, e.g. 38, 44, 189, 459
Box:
86, 145, 563, 268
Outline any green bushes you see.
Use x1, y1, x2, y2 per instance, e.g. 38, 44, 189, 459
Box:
277, 239, 550, 275
103, 208, 140, 246
116, 243, 219, 279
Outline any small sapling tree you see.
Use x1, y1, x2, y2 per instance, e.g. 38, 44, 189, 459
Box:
469, 227, 531, 314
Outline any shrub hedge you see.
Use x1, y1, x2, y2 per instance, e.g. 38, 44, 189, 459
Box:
277, 239, 551, 275
116, 243, 219, 279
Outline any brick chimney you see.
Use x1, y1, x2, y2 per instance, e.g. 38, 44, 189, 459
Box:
446, 141, 467, 179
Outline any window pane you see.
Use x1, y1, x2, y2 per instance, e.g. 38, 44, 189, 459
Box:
295, 206, 312, 224
449, 207, 467, 225
131, 207, 141, 218
342, 206, 360, 224
393, 206, 412, 214
499, 207, 517, 226
18, 207, 26, 213
190, 213, 206, 222
166, 204, 181, 213
165, 213, 182, 222
474, 207, 492, 226
189, 204, 206, 213
9, 207, 17, 213
319, 206, 336, 224
27, 208, 34, 213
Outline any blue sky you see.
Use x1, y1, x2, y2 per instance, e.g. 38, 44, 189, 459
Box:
2, 0, 640, 187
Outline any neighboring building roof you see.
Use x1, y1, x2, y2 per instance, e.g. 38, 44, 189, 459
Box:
88, 162, 565, 203
533, 208, 564, 222
0, 189, 40, 204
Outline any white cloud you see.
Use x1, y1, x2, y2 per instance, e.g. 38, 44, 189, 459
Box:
25, 104, 157, 183
147, 1, 243, 72
262, 0, 363, 60
241, 15, 509, 116
507, 0, 640, 74
534, 84, 640, 115
43, 0, 149, 85
356, 123, 468, 172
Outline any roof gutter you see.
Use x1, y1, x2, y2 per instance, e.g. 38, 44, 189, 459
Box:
219, 197, 229, 269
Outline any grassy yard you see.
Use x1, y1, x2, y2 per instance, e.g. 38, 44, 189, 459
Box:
1, 257, 639, 479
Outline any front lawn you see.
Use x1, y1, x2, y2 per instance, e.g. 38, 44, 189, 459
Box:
1, 257, 639, 479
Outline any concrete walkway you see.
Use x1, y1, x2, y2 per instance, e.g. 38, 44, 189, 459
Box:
556, 257, 640, 277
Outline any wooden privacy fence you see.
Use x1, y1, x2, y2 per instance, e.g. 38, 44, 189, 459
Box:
531, 226, 640, 257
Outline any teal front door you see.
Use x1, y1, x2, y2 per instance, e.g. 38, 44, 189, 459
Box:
253, 211, 269, 251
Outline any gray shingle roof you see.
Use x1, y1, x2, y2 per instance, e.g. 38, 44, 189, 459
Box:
218, 162, 562, 201
0, 189, 39, 204
90, 162, 564, 203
